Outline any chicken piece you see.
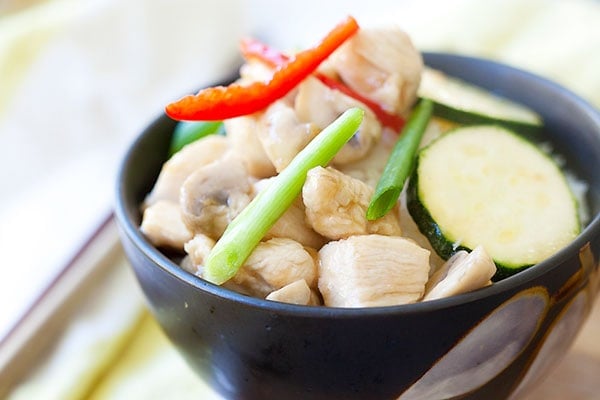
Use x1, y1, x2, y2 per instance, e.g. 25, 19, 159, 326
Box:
265, 279, 321, 306
144, 135, 230, 207
325, 27, 423, 115
318, 235, 431, 307
180, 155, 252, 239
257, 101, 320, 172
140, 200, 192, 251
184, 233, 216, 268
224, 116, 276, 178
232, 238, 318, 298
238, 59, 276, 84
423, 245, 497, 301
302, 166, 402, 240
295, 77, 382, 165
253, 178, 327, 249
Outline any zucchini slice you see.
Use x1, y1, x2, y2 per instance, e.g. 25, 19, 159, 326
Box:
407, 125, 580, 279
418, 68, 543, 136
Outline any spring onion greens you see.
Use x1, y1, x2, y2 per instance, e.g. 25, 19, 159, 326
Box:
204, 107, 364, 285
169, 121, 225, 157
366, 99, 433, 220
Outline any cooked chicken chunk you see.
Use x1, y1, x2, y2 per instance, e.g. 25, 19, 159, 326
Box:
238, 59, 276, 84
254, 178, 327, 249
265, 279, 321, 306
140, 200, 192, 251
184, 233, 216, 269
318, 235, 431, 307
295, 77, 382, 165
232, 238, 318, 298
257, 101, 320, 172
224, 116, 276, 178
302, 166, 402, 240
423, 245, 497, 301
144, 135, 230, 207
325, 27, 423, 115
180, 155, 252, 239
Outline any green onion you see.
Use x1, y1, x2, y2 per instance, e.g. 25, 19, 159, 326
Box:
169, 121, 225, 156
366, 99, 433, 221
204, 108, 364, 284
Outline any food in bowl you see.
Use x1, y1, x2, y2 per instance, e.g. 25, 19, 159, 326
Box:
138, 16, 587, 308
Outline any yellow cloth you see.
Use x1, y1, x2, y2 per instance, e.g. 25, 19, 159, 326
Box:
2, 0, 599, 399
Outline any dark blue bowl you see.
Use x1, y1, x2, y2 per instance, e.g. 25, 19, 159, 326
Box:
115, 53, 600, 400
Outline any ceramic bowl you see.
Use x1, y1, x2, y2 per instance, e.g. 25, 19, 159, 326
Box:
115, 53, 600, 400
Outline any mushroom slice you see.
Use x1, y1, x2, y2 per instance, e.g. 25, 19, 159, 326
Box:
302, 166, 402, 240
295, 77, 382, 165
265, 279, 321, 305
326, 27, 423, 115
144, 135, 230, 207
318, 235, 431, 307
257, 101, 320, 172
180, 155, 252, 239
224, 116, 276, 178
423, 245, 497, 301
254, 178, 327, 249
232, 238, 318, 298
337, 128, 396, 188
140, 200, 192, 251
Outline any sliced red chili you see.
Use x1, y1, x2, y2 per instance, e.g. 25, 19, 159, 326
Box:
240, 35, 405, 131
165, 16, 359, 121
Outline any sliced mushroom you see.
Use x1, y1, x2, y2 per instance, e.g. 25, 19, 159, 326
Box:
257, 101, 320, 172
295, 76, 382, 165
265, 279, 321, 306
144, 135, 230, 207
224, 116, 276, 178
318, 235, 431, 307
232, 238, 318, 298
326, 27, 423, 115
302, 166, 402, 240
180, 155, 252, 239
140, 200, 192, 251
253, 178, 327, 249
337, 128, 396, 188
423, 245, 497, 301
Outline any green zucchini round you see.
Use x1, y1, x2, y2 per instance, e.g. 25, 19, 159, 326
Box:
407, 125, 580, 280
418, 68, 543, 138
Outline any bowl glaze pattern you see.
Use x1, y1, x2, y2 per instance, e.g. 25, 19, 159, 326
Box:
115, 53, 600, 400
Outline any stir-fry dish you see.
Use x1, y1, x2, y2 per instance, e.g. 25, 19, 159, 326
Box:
140, 16, 585, 307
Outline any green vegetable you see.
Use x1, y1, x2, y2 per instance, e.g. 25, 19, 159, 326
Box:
406, 125, 580, 280
204, 107, 365, 285
418, 68, 542, 137
366, 99, 433, 220
169, 121, 225, 156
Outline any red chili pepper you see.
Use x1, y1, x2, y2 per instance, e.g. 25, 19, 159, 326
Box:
165, 16, 359, 121
240, 36, 405, 132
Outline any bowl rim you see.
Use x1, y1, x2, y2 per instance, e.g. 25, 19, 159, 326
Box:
115, 51, 600, 318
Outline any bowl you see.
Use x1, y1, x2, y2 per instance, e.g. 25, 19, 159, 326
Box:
114, 52, 600, 400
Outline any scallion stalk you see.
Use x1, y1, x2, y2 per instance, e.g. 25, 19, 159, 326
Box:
204, 108, 364, 284
366, 99, 433, 220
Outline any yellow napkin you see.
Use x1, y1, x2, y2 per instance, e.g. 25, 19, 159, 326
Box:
4, 0, 600, 399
